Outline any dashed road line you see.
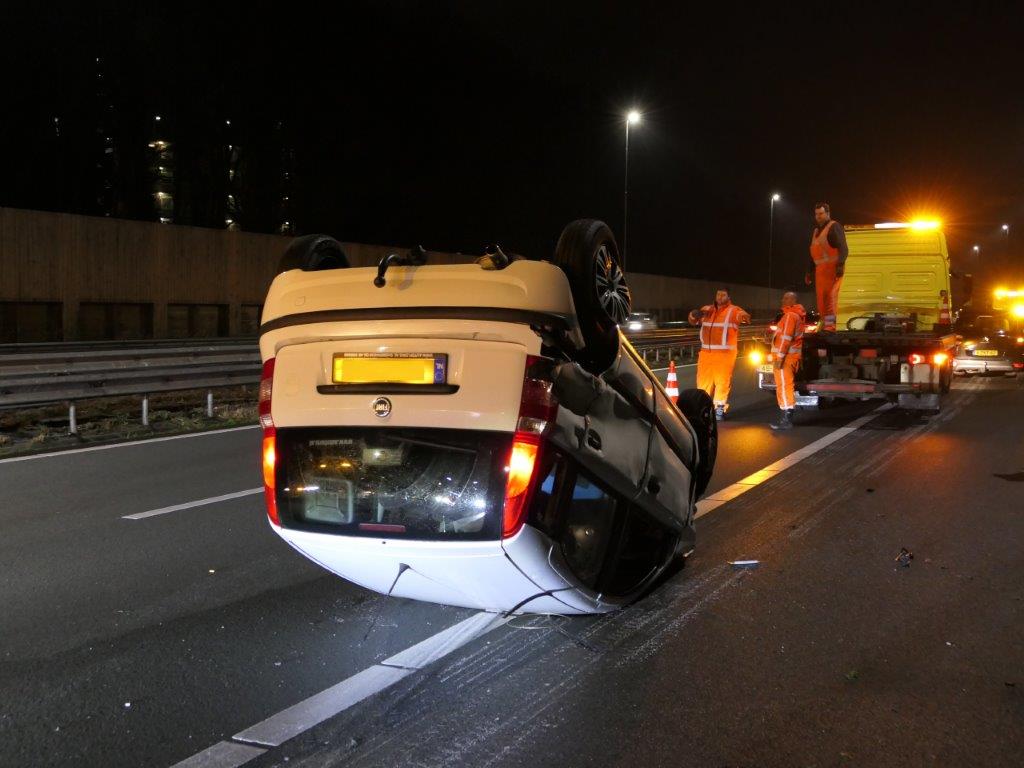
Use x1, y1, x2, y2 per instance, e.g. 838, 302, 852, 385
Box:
123, 488, 262, 520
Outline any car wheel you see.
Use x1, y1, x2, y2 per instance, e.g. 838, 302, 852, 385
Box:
277, 234, 350, 273
552, 219, 631, 373
676, 388, 716, 498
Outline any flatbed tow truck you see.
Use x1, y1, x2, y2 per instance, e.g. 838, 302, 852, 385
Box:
751, 221, 957, 412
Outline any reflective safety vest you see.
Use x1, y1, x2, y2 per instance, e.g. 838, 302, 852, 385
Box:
810, 221, 839, 265
699, 303, 744, 351
771, 306, 805, 357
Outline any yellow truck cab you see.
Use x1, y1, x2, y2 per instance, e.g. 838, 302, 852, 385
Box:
839, 223, 952, 331
754, 221, 957, 412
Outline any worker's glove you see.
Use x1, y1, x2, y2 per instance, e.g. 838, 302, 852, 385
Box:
835, 265, 845, 278
804, 272, 813, 286
774, 358, 784, 370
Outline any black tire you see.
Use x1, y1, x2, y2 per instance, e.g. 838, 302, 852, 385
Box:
551, 219, 631, 373
677, 388, 717, 498
277, 234, 349, 274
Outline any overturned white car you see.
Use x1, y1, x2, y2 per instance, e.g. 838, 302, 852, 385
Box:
258, 220, 716, 614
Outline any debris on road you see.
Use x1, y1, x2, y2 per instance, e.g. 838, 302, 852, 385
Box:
894, 548, 914, 568
845, 670, 859, 681
729, 560, 760, 569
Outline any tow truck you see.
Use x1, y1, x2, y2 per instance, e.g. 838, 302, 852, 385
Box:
750, 221, 957, 412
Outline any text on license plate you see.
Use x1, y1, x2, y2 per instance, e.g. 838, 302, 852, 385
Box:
973, 349, 999, 357
332, 353, 447, 384
759, 364, 775, 374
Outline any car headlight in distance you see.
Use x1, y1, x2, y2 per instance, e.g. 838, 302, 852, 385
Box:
628, 322, 642, 330
749, 350, 764, 366
1012, 304, 1024, 319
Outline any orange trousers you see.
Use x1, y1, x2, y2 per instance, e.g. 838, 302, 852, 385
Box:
773, 353, 801, 410
815, 262, 843, 331
696, 349, 737, 409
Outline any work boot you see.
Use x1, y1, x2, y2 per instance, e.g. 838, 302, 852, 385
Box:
770, 409, 793, 430
715, 405, 726, 422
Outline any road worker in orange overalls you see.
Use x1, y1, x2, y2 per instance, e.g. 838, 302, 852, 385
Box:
769, 291, 806, 430
805, 202, 848, 332
688, 289, 751, 421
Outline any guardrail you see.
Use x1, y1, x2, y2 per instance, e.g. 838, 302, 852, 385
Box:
0, 338, 261, 433
629, 325, 769, 366
0, 327, 772, 434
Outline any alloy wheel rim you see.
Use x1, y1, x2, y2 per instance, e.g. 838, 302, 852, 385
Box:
594, 245, 631, 325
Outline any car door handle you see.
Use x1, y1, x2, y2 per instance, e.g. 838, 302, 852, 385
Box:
586, 429, 602, 451
647, 477, 661, 494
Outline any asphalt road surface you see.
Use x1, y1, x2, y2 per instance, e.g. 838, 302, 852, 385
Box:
2, 369, 1022, 768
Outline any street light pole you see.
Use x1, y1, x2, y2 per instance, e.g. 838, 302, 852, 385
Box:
623, 110, 641, 270
768, 193, 781, 294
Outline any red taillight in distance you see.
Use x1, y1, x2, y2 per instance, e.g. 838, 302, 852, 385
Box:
259, 358, 280, 526
502, 355, 558, 539
908, 353, 926, 366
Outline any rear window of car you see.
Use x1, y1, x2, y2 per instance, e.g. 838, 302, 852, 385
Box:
274, 427, 510, 540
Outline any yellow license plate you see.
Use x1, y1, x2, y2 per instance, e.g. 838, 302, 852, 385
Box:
332, 354, 446, 384
973, 349, 999, 357
759, 364, 775, 374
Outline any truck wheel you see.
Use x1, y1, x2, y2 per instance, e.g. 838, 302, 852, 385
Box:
277, 234, 349, 274
677, 388, 716, 498
551, 219, 631, 373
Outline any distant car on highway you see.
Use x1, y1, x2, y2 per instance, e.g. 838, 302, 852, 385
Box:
623, 312, 658, 333
257, 220, 717, 614
952, 315, 1024, 375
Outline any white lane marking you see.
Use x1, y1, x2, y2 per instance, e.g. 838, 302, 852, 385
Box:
233, 665, 412, 748
231, 612, 507, 749
0, 424, 260, 465
694, 403, 892, 518
381, 611, 510, 670
123, 488, 262, 520
170, 741, 265, 768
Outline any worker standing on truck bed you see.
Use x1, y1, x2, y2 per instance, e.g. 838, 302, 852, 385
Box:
688, 289, 751, 421
769, 291, 806, 430
806, 202, 848, 331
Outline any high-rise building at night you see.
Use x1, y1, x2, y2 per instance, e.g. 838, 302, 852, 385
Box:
147, 115, 174, 224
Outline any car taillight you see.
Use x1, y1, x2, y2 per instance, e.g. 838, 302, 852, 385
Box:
932, 352, 949, 366
262, 428, 279, 526
259, 358, 279, 525
516, 355, 558, 434
1014, 362, 1024, 370
503, 433, 540, 538
908, 353, 926, 365
501, 355, 557, 539
259, 358, 275, 429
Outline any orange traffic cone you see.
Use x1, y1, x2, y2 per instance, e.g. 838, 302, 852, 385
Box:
665, 360, 679, 404
939, 291, 951, 325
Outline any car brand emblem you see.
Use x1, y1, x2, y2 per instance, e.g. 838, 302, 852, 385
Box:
372, 396, 392, 418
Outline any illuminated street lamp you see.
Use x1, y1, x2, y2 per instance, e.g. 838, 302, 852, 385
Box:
769, 193, 781, 292
622, 110, 641, 270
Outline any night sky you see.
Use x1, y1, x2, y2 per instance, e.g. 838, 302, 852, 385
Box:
6, 2, 1024, 288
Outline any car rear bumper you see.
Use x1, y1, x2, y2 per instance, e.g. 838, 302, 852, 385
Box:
270, 522, 619, 615
953, 357, 1015, 373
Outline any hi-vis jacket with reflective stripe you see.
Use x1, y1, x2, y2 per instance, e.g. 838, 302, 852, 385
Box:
771, 304, 806, 357
695, 302, 750, 351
